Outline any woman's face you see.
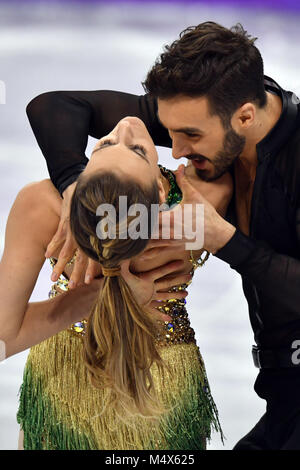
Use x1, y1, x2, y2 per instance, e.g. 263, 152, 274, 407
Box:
85, 117, 163, 195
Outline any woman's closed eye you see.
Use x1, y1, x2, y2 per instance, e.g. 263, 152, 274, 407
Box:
98, 139, 115, 149
98, 139, 148, 161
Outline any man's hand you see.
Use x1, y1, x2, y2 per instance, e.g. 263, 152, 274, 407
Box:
45, 182, 100, 288
148, 164, 236, 255
121, 259, 191, 322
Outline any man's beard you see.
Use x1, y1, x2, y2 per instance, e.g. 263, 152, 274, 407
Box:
191, 126, 246, 182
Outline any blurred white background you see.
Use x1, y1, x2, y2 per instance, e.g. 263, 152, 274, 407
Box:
1, 0, 300, 450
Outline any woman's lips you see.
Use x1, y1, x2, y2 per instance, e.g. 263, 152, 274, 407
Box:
191, 158, 208, 170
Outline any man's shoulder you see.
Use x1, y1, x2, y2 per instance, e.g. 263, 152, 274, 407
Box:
272, 122, 300, 205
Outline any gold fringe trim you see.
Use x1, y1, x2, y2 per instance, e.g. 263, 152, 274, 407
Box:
17, 330, 222, 449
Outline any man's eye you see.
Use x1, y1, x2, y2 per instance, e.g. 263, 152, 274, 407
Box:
185, 133, 199, 138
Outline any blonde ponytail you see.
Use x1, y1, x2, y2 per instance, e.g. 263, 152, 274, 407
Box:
70, 171, 165, 418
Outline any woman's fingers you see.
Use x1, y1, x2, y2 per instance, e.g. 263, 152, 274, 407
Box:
45, 226, 66, 259
47, 182, 77, 278
45, 208, 71, 257
50, 235, 78, 282
68, 249, 88, 289
84, 259, 102, 284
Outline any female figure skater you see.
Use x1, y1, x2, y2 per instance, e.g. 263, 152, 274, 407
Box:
1, 117, 232, 450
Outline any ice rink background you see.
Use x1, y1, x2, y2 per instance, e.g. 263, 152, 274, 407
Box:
1, 0, 300, 450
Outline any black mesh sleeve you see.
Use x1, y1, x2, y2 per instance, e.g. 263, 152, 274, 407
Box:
26, 90, 171, 195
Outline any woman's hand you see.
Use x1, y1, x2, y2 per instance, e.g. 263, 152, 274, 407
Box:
45, 182, 77, 273
45, 182, 100, 288
120, 259, 191, 322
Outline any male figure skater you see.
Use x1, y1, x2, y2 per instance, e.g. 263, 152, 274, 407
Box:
25, 22, 300, 449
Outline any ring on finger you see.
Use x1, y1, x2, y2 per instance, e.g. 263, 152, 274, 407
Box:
67, 249, 78, 266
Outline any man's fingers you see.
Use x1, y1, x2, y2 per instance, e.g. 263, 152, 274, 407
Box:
146, 239, 174, 249
146, 260, 185, 282
147, 305, 172, 322
174, 164, 191, 195
138, 247, 164, 262
149, 300, 166, 308
153, 290, 188, 301
151, 310, 172, 323
155, 273, 192, 291
141, 244, 183, 261
175, 164, 203, 204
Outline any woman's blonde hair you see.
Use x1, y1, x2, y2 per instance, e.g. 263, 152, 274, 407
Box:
70, 171, 165, 417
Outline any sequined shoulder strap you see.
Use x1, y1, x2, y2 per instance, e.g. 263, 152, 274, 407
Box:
158, 164, 182, 207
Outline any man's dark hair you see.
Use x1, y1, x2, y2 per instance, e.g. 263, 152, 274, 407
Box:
143, 22, 267, 127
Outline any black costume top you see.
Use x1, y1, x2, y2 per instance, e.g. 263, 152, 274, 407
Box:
26, 76, 300, 352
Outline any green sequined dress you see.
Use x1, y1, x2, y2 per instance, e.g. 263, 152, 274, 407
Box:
16, 165, 223, 450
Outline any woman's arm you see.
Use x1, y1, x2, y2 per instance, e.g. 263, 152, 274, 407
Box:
5, 282, 102, 359
0, 180, 102, 358
0, 180, 187, 359
27, 90, 171, 195
27, 90, 171, 281
0, 180, 54, 340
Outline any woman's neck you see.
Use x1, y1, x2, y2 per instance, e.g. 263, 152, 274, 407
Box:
159, 171, 171, 201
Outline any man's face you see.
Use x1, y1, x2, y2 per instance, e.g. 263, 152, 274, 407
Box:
157, 95, 246, 181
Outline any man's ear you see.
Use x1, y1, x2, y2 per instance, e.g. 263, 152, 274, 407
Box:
232, 102, 256, 131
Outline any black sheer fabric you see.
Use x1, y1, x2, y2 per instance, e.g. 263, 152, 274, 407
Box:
26, 90, 171, 195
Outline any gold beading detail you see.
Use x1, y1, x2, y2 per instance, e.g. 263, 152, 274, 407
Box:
48, 257, 197, 345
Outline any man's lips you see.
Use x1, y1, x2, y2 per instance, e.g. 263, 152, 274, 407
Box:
190, 157, 208, 170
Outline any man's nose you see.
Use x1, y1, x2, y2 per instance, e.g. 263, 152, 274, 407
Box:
172, 138, 191, 160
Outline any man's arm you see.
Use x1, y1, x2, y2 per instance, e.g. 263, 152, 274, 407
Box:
166, 164, 300, 325
214, 216, 300, 320
26, 90, 171, 195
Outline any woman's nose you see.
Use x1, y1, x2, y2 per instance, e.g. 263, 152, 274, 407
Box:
117, 119, 134, 144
